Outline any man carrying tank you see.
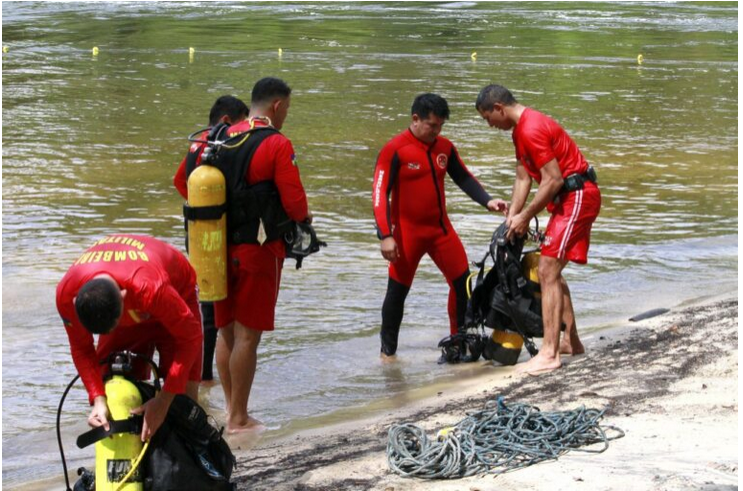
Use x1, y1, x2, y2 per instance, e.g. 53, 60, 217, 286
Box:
372, 93, 507, 359
173, 95, 248, 384
56, 234, 203, 441
475, 84, 601, 375
213, 77, 311, 433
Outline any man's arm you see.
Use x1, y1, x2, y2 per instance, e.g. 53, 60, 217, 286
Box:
508, 163, 533, 219
373, 145, 401, 262
273, 139, 310, 222
134, 283, 201, 439
508, 159, 563, 239
173, 156, 189, 200
446, 147, 492, 206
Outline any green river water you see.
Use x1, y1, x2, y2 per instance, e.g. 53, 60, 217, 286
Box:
1, 2, 738, 487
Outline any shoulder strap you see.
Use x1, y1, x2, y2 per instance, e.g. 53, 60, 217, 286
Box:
218, 127, 280, 192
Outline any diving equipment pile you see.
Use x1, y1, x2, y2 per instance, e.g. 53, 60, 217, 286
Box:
387, 397, 624, 479
439, 221, 546, 364
58, 352, 236, 491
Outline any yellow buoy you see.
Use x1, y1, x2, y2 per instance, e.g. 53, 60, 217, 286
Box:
637, 54, 644, 65
2, 46, 8, 53
189, 47, 195, 55
92, 46, 99, 56
470, 51, 477, 60
278, 48, 283, 57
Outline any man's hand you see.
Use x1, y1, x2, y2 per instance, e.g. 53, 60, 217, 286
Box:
130, 391, 175, 442
487, 199, 509, 215
380, 237, 400, 263
88, 396, 110, 431
506, 212, 530, 241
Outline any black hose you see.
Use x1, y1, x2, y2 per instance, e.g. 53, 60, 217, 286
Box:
57, 374, 80, 491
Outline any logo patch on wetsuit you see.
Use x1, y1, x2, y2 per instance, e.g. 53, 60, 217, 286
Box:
543, 235, 553, 246
407, 162, 420, 170
436, 153, 448, 169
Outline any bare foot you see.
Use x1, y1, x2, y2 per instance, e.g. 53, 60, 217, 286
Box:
515, 353, 562, 376
380, 352, 398, 364
559, 339, 585, 356
227, 415, 265, 434
200, 378, 219, 388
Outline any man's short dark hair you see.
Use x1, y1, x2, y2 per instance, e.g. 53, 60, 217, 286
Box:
209, 95, 248, 126
251, 77, 292, 105
75, 278, 122, 334
411, 93, 450, 120
475, 84, 518, 111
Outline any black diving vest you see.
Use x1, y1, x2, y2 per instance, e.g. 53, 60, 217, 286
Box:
187, 126, 294, 245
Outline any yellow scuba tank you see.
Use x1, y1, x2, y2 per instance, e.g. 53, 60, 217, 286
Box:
486, 251, 541, 366
521, 251, 541, 298
187, 164, 228, 301
95, 375, 144, 491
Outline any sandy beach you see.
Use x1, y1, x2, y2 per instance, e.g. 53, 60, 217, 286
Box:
232, 295, 738, 490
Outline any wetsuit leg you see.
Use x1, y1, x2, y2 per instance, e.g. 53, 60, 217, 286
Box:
380, 278, 411, 355
428, 231, 470, 335
200, 302, 217, 380
381, 227, 427, 355
451, 271, 469, 333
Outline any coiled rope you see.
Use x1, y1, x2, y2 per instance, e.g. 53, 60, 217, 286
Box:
387, 397, 624, 479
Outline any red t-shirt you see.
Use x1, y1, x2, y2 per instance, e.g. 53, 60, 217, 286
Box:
512, 108, 588, 183
225, 119, 309, 258
56, 235, 201, 400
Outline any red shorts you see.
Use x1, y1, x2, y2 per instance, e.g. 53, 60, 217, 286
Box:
214, 244, 284, 331
541, 182, 601, 264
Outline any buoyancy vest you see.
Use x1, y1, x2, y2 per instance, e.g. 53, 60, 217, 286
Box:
187, 126, 294, 245
465, 223, 544, 339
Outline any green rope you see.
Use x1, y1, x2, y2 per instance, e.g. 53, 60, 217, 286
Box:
387, 397, 624, 479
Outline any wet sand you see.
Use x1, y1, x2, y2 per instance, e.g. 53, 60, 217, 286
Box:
232, 295, 738, 490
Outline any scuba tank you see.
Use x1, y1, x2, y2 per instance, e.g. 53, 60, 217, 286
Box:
58, 352, 159, 491
485, 251, 541, 366
184, 124, 229, 302
95, 375, 144, 491
186, 163, 228, 301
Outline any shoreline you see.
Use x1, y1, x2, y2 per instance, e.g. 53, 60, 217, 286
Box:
233, 293, 738, 490
11, 293, 738, 491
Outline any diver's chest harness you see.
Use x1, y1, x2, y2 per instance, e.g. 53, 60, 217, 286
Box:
184, 123, 293, 245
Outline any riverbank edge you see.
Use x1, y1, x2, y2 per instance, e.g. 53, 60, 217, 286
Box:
233, 293, 738, 490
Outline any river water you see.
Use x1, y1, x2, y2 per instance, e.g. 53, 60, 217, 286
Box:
1, 2, 738, 488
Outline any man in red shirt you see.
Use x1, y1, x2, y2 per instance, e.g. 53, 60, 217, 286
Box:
213, 77, 310, 433
173, 95, 248, 384
373, 93, 507, 359
173, 95, 248, 198
56, 235, 203, 441
476, 84, 601, 375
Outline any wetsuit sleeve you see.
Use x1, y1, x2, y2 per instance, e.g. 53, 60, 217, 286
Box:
146, 283, 202, 395
174, 142, 207, 200
372, 144, 398, 239
173, 155, 189, 199
446, 146, 492, 207
58, 298, 106, 402
273, 139, 309, 222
